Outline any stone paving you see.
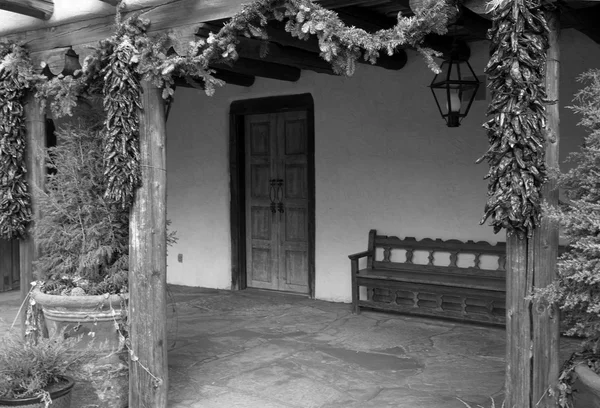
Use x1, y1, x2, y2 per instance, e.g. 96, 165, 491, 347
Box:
0, 286, 582, 408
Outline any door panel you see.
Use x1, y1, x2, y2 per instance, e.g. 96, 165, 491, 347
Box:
245, 111, 310, 294
245, 114, 279, 290
277, 111, 309, 294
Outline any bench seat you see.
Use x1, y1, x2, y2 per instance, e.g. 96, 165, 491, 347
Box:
350, 230, 507, 326
356, 267, 505, 292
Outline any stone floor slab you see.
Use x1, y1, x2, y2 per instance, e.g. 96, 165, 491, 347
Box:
0, 286, 583, 408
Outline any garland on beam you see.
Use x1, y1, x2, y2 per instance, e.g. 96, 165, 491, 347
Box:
195, 0, 455, 76
0, 43, 42, 239
478, 0, 551, 238
64, 0, 455, 210
0, 0, 454, 229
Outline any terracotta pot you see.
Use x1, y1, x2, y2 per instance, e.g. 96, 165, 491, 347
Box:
573, 363, 600, 408
31, 288, 128, 349
31, 289, 129, 408
0, 376, 74, 408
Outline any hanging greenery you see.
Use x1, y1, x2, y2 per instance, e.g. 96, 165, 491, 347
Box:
0, 42, 42, 240
0, 0, 453, 221
478, 0, 551, 238
196, 0, 454, 76
66, 0, 454, 209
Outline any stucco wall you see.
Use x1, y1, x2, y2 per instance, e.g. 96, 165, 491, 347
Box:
165, 29, 600, 302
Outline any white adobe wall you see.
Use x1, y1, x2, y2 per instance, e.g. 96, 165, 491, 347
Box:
165, 29, 600, 302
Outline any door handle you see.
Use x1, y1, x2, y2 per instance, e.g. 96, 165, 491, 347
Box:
276, 179, 284, 214
269, 179, 277, 214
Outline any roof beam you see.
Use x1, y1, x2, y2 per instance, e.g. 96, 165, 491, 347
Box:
197, 25, 335, 75
175, 70, 255, 88
213, 58, 301, 82
0, 0, 53, 20
201, 21, 407, 72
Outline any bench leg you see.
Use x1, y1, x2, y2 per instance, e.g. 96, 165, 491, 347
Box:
351, 276, 360, 314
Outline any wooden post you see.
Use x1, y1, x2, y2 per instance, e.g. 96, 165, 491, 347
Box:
505, 234, 532, 408
129, 81, 168, 408
531, 10, 560, 407
505, 10, 560, 408
20, 93, 45, 336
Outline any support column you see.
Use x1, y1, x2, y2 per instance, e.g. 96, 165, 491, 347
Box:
531, 10, 560, 407
129, 81, 168, 408
505, 10, 560, 408
20, 92, 45, 336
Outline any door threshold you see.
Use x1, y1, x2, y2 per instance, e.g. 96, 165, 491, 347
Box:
243, 287, 309, 298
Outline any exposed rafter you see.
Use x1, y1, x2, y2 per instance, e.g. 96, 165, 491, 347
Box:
0, 0, 53, 20
199, 21, 407, 73
197, 25, 335, 75
175, 70, 256, 88
213, 58, 301, 82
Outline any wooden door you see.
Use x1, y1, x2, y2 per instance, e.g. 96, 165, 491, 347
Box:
0, 239, 19, 292
245, 111, 310, 294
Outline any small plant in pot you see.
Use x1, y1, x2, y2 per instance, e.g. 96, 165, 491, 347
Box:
533, 68, 600, 408
0, 330, 93, 408
30, 108, 130, 408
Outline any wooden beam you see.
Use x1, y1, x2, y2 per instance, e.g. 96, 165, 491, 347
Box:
530, 10, 560, 407
20, 93, 46, 337
214, 58, 301, 82
212, 70, 256, 87
130, 81, 168, 408
237, 38, 335, 74
336, 6, 397, 31
266, 21, 408, 70
199, 23, 407, 73
0, 0, 53, 20
505, 11, 561, 408
318, 0, 391, 8
2, 0, 248, 53
174, 70, 256, 88
196, 26, 335, 75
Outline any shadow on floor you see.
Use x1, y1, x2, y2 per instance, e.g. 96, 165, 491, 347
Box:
0, 286, 581, 408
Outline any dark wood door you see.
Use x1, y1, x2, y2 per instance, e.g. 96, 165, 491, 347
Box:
245, 111, 310, 294
0, 239, 19, 292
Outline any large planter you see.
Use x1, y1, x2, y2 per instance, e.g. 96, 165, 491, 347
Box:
31, 289, 129, 408
573, 363, 600, 408
0, 376, 74, 408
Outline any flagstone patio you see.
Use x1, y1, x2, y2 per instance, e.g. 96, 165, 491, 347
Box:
0, 285, 583, 408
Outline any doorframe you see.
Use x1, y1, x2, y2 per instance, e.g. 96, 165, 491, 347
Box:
229, 93, 315, 298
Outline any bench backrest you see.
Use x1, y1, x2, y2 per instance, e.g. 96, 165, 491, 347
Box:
367, 229, 506, 279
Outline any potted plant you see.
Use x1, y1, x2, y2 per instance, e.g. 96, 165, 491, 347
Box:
0, 331, 93, 408
533, 68, 600, 408
29, 108, 130, 408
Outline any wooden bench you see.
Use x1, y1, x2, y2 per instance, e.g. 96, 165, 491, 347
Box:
349, 229, 507, 326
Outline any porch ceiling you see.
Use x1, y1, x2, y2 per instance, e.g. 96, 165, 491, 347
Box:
4, 0, 600, 84
188, 0, 600, 88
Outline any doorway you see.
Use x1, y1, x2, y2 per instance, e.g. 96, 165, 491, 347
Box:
229, 94, 315, 297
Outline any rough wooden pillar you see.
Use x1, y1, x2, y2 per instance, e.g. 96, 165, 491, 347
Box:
505, 10, 560, 408
129, 81, 168, 408
20, 92, 45, 335
505, 234, 532, 407
531, 10, 561, 406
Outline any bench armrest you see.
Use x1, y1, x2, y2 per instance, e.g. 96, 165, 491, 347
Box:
348, 250, 372, 260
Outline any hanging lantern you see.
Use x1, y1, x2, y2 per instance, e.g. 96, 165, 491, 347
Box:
429, 41, 480, 128
62, 48, 82, 77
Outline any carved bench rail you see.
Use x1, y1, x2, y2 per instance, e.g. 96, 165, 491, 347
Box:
371, 233, 507, 273
350, 229, 508, 326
